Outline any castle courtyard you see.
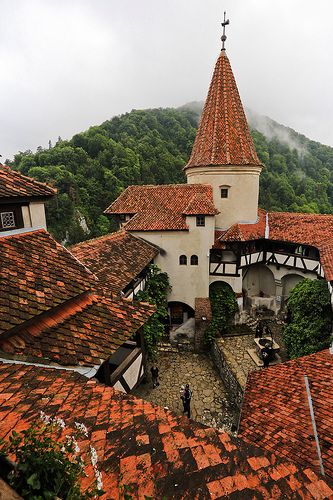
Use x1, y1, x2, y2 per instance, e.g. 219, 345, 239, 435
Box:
132, 350, 237, 431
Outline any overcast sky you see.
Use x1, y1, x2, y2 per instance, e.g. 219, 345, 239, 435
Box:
1, 0, 333, 161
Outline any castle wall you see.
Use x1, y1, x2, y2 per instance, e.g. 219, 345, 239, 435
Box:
131, 215, 215, 309
186, 165, 261, 229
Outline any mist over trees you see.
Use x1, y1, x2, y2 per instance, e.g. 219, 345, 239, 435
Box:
8, 106, 333, 244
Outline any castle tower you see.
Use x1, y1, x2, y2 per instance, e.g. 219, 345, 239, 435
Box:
185, 19, 262, 229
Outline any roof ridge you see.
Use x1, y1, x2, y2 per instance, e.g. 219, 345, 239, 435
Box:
25, 292, 97, 337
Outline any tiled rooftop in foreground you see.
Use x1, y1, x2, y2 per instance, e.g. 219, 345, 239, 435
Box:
240, 349, 333, 481
0, 362, 332, 499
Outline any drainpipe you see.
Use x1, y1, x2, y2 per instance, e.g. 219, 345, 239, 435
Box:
304, 375, 325, 476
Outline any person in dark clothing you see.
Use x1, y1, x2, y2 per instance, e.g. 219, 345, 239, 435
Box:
151, 365, 159, 388
181, 384, 192, 418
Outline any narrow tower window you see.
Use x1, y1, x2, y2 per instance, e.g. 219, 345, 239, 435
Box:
196, 215, 205, 227
220, 188, 229, 198
179, 255, 187, 265
190, 255, 198, 266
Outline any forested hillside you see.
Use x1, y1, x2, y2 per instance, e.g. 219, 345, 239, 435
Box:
8, 106, 333, 244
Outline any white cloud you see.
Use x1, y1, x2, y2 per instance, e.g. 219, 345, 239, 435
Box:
1, 0, 333, 160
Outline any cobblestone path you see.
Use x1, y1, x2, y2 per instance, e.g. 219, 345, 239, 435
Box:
132, 351, 237, 431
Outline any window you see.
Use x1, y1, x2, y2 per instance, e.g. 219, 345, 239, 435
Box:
190, 255, 198, 265
196, 215, 205, 227
179, 255, 187, 265
220, 188, 229, 198
0, 211, 15, 229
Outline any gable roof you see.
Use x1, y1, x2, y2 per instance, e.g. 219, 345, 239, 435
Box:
70, 231, 158, 294
185, 51, 262, 169
0, 362, 332, 498
239, 349, 333, 481
0, 229, 96, 336
216, 210, 333, 280
0, 294, 154, 367
0, 164, 56, 200
104, 184, 218, 231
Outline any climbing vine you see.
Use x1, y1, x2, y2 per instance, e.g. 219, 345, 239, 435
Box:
283, 278, 332, 358
135, 264, 171, 359
205, 283, 238, 345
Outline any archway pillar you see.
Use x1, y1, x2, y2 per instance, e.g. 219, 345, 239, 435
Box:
275, 279, 283, 311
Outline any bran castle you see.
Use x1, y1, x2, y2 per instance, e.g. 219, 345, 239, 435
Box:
104, 38, 333, 327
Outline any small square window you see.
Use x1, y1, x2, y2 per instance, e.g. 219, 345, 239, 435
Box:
196, 215, 205, 227
221, 188, 229, 198
0, 211, 15, 228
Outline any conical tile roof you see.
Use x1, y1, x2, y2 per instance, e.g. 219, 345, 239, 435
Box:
185, 50, 262, 169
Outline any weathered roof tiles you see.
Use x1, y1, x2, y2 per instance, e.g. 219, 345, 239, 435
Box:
185, 51, 262, 169
240, 349, 333, 481
0, 229, 96, 335
0, 362, 332, 499
70, 231, 158, 294
0, 294, 154, 367
105, 184, 218, 231
0, 164, 56, 199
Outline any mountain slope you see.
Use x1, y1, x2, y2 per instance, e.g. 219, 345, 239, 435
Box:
9, 106, 333, 244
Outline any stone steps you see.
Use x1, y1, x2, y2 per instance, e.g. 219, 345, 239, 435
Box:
158, 342, 179, 354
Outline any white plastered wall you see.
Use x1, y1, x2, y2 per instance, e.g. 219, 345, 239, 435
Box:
131, 216, 215, 309
186, 165, 261, 229
29, 202, 47, 229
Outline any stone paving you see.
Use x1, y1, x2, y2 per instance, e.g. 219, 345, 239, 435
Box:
133, 351, 237, 432
216, 322, 289, 388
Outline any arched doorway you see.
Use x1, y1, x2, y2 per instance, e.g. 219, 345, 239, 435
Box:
209, 280, 235, 295
242, 264, 276, 314
281, 273, 304, 305
243, 264, 276, 298
168, 301, 194, 326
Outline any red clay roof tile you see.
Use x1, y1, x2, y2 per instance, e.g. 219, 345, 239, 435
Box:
0, 294, 154, 366
105, 184, 218, 231
217, 209, 333, 280
0, 164, 56, 199
185, 51, 262, 169
70, 231, 158, 294
0, 229, 96, 335
240, 349, 333, 480
0, 362, 332, 498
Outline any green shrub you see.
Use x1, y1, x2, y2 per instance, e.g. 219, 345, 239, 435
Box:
283, 279, 332, 358
205, 282, 238, 345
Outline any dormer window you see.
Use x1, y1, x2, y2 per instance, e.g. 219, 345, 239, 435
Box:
220, 187, 229, 198
196, 215, 205, 227
0, 205, 23, 232
1, 211, 15, 229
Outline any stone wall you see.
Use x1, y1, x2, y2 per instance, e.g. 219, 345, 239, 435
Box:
211, 339, 245, 411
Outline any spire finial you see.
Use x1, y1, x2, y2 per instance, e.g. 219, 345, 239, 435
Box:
221, 11, 230, 51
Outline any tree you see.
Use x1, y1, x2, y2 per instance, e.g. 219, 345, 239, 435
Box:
135, 265, 171, 359
283, 279, 332, 358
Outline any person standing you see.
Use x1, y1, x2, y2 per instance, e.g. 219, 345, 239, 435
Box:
181, 384, 192, 418
151, 364, 159, 388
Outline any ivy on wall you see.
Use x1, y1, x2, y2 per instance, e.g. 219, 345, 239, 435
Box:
205, 282, 238, 345
135, 264, 171, 359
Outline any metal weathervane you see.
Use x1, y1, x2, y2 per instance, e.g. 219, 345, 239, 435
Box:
221, 11, 230, 50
